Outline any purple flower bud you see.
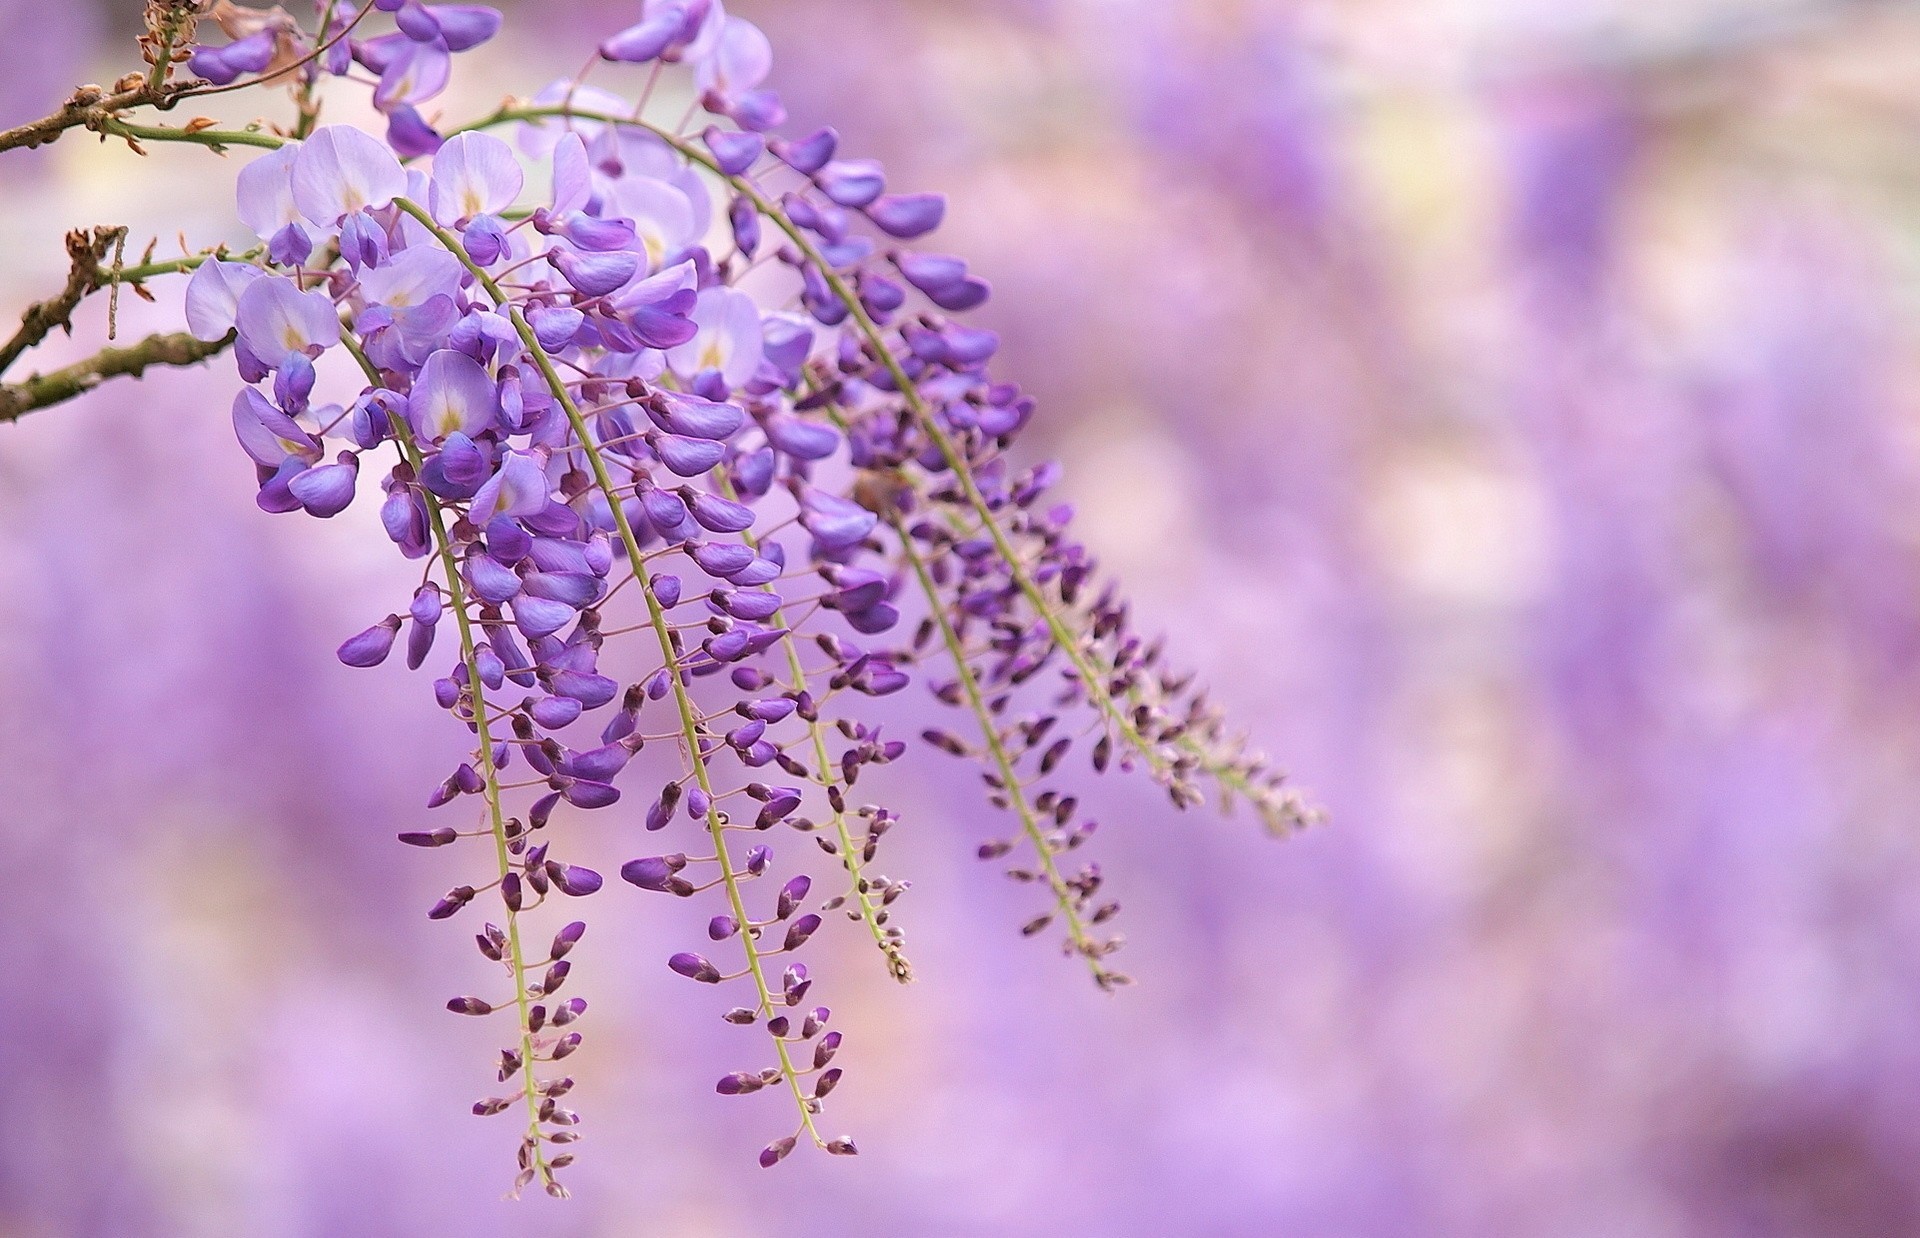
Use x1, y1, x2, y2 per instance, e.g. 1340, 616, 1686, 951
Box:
816, 159, 885, 208
746, 845, 772, 876
560, 780, 620, 810
398, 827, 458, 847
775, 127, 838, 174
702, 125, 765, 176
783, 914, 821, 951
716, 1072, 762, 1095
653, 433, 728, 477
338, 615, 402, 667
729, 195, 761, 256
416, 5, 501, 52
447, 996, 493, 1016
600, 7, 686, 62
776, 875, 810, 920
759, 1136, 796, 1168
726, 88, 786, 132
927, 275, 991, 313
550, 247, 638, 296
707, 915, 737, 941
550, 864, 603, 896
187, 30, 277, 85
683, 489, 755, 534
386, 103, 444, 157
428, 885, 476, 919
550, 921, 586, 959
531, 695, 582, 729
799, 488, 877, 550
551, 670, 618, 707
867, 192, 946, 238
652, 392, 745, 440
894, 251, 967, 295
668, 952, 722, 983
621, 856, 675, 891
716, 589, 782, 621
290, 452, 360, 518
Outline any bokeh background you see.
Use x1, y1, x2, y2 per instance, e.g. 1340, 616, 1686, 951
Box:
5, 0, 1920, 1233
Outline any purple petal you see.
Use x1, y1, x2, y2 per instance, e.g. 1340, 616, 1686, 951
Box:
235, 143, 302, 241
470, 450, 551, 522
292, 126, 406, 225
408, 348, 499, 441
288, 455, 360, 517
235, 276, 340, 364
186, 260, 264, 343
430, 131, 524, 225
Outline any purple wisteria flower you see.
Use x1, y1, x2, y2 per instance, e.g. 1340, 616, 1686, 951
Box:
153, 0, 1307, 1195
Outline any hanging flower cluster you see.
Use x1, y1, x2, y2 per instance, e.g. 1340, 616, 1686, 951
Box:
136, 0, 1313, 1196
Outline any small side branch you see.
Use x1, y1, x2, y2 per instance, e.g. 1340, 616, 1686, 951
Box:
0, 81, 176, 154
0, 330, 232, 424
0, 228, 127, 377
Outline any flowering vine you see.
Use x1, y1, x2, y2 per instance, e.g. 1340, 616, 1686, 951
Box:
0, 0, 1315, 1195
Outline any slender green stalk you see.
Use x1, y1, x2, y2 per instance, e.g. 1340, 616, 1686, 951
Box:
98, 117, 284, 152
459, 104, 1268, 816
889, 509, 1115, 985
719, 474, 912, 983
292, 0, 343, 140
341, 331, 555, 1194
391, 196, 826, 1147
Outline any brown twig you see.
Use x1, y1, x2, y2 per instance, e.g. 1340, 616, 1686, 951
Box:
0, 330, 233, 424
0, 1, 205, 154
0, 227, 128, 377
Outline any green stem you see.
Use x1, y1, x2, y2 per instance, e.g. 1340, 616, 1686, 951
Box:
341, 331, 555, 1193
718, 473, 912, 983
98, 117, 284, 152
890, 510, 1115, 985
459, 105, 1224, 808
292, 0, 342, 140
101, 244, 261, 286
390, 196, 827, 1148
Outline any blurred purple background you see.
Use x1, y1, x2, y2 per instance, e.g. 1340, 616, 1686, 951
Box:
6, 0, 1920, 1233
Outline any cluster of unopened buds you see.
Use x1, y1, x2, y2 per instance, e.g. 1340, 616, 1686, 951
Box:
37, 0, 1314, 1196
